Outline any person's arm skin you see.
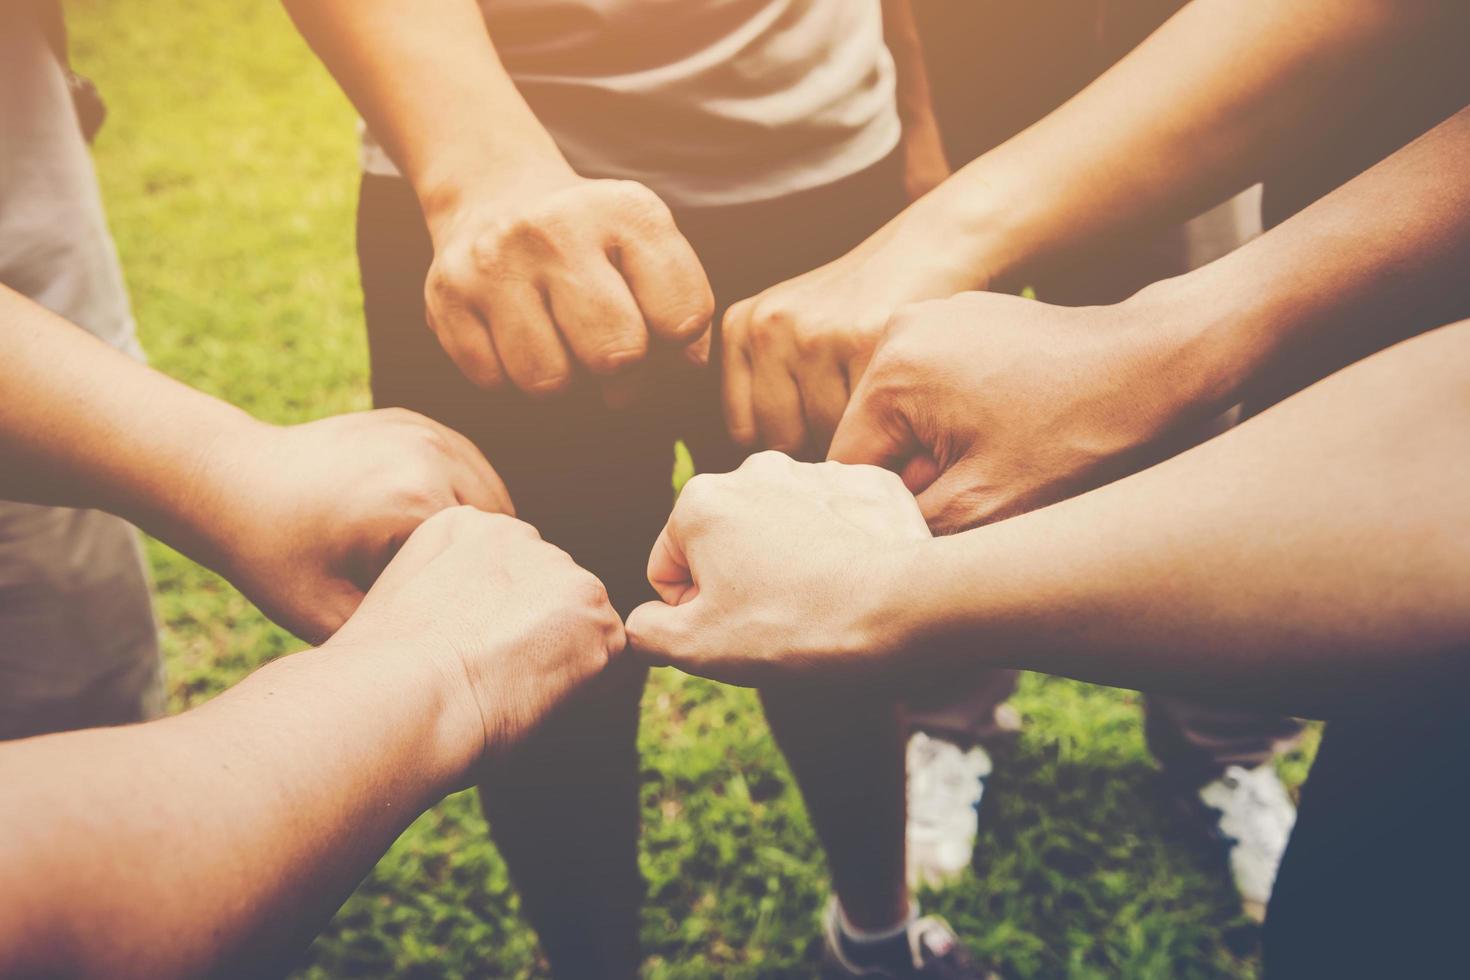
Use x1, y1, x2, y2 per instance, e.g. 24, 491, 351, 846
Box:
282, 0, 714, 402
0, 506, 624, 978
627, 319, 1470, 719
0, 285, 511, 641
829, 105, 1470, 532
722, 0, 1467, 455
881, 0, 951, 203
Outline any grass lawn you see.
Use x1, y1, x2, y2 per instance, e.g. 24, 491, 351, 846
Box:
73, 1, 1317, 975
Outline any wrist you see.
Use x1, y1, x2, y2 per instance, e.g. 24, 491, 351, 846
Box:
415, 147, 577, 235
1120, 268, 1266, 426
163, 412, 284, 576
857, 540, 948, 662
315, 636, 485, 796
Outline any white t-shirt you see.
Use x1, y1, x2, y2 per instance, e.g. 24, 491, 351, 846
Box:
362, 0, 900, 207
0, 15, 141, 359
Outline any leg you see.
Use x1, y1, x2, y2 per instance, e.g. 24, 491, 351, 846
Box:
0, 502, 162, 741
357, 174, 673, 978
1145, 696, 1305, 790
760, 681, 908, 929
674, 154, 928, 945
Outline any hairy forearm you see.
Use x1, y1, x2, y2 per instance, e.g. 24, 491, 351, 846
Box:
0, 286, 266, 559
282, 0, 567, 217
899, 320, 1470, 718
897, 0, 1451, 289
0, 640, 470, 978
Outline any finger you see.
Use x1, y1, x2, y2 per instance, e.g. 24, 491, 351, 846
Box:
615, 222, 714, 346
624, 599, 689, 667
827, 379, 918, 470
645, 524, 697, 606
428, 302, 507, 389
483, 281, 575, 396
683, 325, 712, 368
796, 357, 851, 456
752, 354, 808, 455
544, 256, 649, 377
914, 465, 996, 535
440, 429, 516, 516
900, 453, 941, 497
721, 310, 758, 447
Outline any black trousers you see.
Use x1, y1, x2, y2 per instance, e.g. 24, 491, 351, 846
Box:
357, 155, 905, 614
356, 158, 906, 963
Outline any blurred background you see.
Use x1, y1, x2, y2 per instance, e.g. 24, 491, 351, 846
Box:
72, 0, 1316, 975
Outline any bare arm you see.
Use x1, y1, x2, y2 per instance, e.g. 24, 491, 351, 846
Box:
723, 0, 1466, 455
0, 285, 509, 640
0, 506, 623, 978
907, 319, 1470, 717
629, 321, 1470, 719
881, 0, 950, 201
831, 105, 1470, 531
901, 0, 1465, 290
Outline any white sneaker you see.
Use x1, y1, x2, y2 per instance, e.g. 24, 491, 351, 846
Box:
1197, 764, 1297, 921
906, 732, 992, 890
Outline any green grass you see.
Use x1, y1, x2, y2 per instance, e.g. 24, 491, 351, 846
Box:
74, 1, 1315, 975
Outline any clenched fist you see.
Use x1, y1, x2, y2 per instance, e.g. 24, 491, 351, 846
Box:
424, 171, 715, 400
830, 290, 1191, 534
191, 408, 512, 643
332, 506, 625, 769
625, 451, 930, 686
721, 202, 980, 457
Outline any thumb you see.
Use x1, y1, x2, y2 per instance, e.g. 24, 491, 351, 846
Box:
625, 599, 694, 668
914, 460, 995, 535
827, 382, 918, 471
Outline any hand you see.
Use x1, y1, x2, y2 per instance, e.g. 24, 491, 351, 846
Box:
423, 169, 714, 402
829, 290, 1197, 534
331, 506, 624, 773
191, 408, 513, 643
625, 451, 930, 686
721, 202, 981, 457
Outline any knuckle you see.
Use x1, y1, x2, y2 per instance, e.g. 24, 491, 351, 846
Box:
585, 335, 649, 375
522, 370, 573, 397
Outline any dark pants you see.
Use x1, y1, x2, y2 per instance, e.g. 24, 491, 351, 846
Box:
903, 0, 1303, 787
357, 154, 908, 970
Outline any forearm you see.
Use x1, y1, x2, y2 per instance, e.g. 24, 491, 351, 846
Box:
0, 287, 266, 559
1114, 104, 1470, 433
898, 319, 1470, 718
882, 0, 942, 141
0, 639, 471, 978
1146, 105, 1470, 416
891, 0, 1450, 290
282, 0, 568, 218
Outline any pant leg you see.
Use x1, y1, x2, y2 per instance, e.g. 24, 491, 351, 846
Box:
0, 503, 163, 741
357, 175, 667, 977
904, 669, 1020, 748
